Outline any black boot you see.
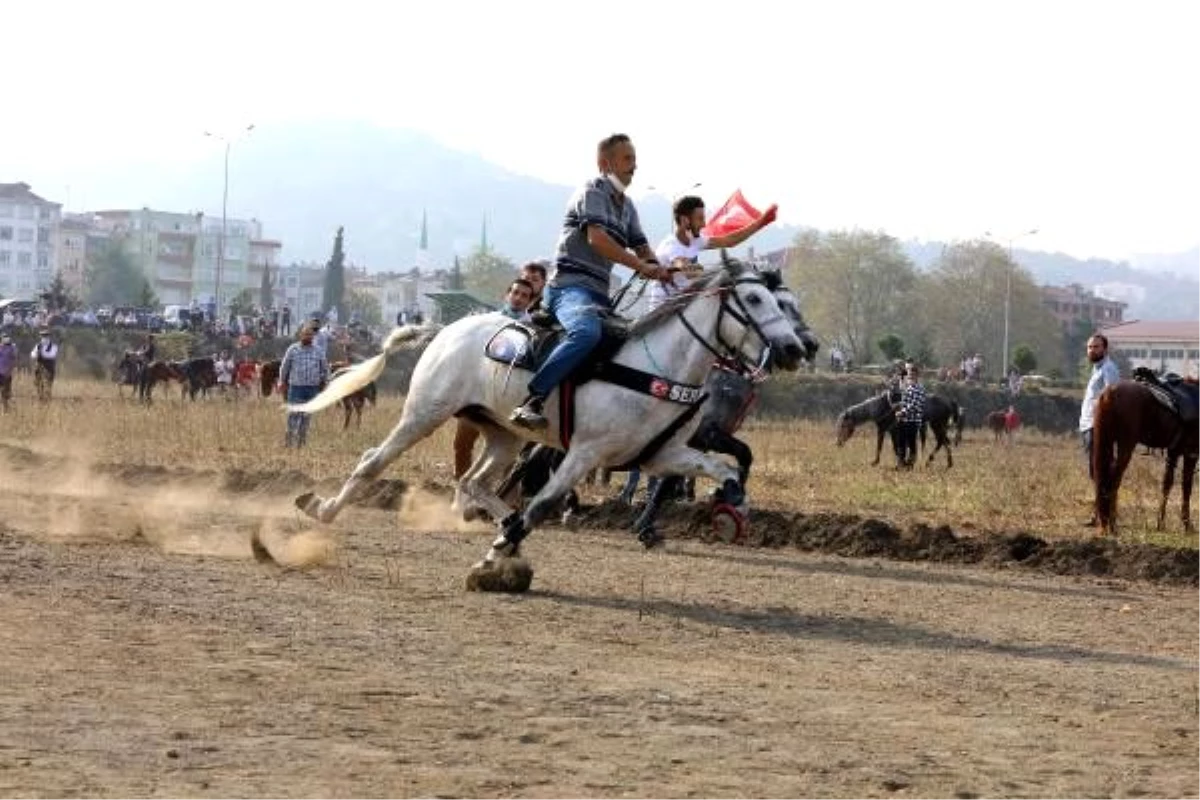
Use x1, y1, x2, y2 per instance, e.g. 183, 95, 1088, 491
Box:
510, 394, 549, 430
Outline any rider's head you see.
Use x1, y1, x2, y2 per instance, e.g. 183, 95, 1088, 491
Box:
597, 134, 636, 191
672, 195, 706, 237
505, 279, 535, 313
519, 261, 547, 297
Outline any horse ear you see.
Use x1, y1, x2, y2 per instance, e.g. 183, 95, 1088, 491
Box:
720, 249, 743, 277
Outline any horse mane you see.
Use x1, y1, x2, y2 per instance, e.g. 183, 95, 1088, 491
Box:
625, 265, 734, 338
842, 393, 889, 424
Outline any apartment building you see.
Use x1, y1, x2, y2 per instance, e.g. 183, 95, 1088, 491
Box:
0, 182, 61, 300
1040, 283, 1127, 332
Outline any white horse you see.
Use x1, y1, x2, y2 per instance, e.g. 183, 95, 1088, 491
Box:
483, 266, 821, 544
288, 255, 806, 590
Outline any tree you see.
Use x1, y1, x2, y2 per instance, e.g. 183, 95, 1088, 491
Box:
346, 288, 383, 327
139, 280, 160, 310
322, 226, 346, 320
922, 241, 1063, 378
228, 288, 255, 318
785, 229, 917, 364
462, 247, 516, 302
85, 238, 145, 307
447, 256, 465, 291
259, 264, 274, 309
39, 273, 81, 313
877, 333, 906, 362
1012, 345, 1038, 374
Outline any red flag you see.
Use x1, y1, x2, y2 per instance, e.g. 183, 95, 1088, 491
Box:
702, 190, 762, 238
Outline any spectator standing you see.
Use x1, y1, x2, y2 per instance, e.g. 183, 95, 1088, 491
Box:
1079, 333, 1121, 525
278, 325, 330, 448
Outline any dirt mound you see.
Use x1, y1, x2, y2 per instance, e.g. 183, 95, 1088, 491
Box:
572, 500, 1199, 587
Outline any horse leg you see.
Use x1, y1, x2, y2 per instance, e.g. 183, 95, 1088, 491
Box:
297, 409, 449, 524
1104, 441, 1137, 536
927, 424, 951, 468
1182, 455, 1197, 532
632, 474, 685, 548
873, 424, 886, 466
643, 444, 744, 507
1158, 453, 1178, 531
454, 427, 526, 523
342, 399, 352, 430
479, 448, 607, 564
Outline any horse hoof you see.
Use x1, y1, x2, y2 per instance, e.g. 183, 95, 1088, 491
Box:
294, 492, 323, 520
249, 530, 276, 564
709, 504, 749, 545
637, 527, 664, 549
465, 557, 533, 593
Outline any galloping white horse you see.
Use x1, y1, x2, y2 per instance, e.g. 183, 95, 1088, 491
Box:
289, 255, 805, 589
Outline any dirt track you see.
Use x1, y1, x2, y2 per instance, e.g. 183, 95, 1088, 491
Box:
0, 457, 1196, 798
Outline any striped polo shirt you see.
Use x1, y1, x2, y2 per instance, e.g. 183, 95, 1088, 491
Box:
550, 177, 649, 297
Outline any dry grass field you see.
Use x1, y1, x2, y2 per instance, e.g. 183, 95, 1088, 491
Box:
0, 375, 1196, 798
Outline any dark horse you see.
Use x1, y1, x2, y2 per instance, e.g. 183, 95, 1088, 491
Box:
173, 357, 217, 401
835, 391, 963, 467
330, 362, 377, 429
259, 359, 282, 398
115, 352, 179, 403
1092, 374, 1198, 535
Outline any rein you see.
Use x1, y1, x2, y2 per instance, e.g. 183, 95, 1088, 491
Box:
674, 276, 783, 380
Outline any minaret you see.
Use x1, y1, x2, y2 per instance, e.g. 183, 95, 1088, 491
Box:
480, 215, 489, 254
415, 209, 430, 270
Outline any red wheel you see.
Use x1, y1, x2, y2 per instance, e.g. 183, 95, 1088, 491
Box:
711, 503, 748, 545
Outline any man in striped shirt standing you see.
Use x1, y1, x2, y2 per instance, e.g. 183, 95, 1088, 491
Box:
510, 133, 672, 429
278, 324, 330, 447
897, 363, 928, 469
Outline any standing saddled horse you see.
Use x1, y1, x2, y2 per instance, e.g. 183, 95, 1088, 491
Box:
285, 255, 805, 591
1092, 371, 1198, 535
835, 391, 963, 467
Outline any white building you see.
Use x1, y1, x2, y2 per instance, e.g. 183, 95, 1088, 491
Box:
89, 208, 280, 307
1101, 320, 1200, 378
0, 182, 61, 300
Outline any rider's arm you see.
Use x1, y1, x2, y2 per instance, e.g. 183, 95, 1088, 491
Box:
586, 226, 668, 281
705, 204, 779, 250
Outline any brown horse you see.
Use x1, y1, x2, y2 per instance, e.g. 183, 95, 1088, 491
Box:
259, 360, 281, 398
330, 362, 376, 429
1092, 379, 1198, 535
115, 352, 181, 403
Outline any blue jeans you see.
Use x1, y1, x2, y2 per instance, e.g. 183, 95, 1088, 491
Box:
287, 384, 321, 446
528, 285, 607, 397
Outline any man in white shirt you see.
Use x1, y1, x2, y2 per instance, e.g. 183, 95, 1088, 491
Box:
31, 329, 59, 378
1079, 333, 1121, 525
646, 194, 779, 310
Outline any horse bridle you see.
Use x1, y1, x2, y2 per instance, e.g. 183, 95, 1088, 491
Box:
676, 274, 787, 379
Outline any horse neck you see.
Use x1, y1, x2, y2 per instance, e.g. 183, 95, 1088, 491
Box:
621, 291, 727, 385
850, 396, 883, 423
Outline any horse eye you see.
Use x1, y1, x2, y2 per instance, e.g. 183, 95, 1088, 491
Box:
747, 293, 763, 306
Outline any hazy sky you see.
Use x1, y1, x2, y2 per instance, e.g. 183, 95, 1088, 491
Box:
3, 0, 1195, 261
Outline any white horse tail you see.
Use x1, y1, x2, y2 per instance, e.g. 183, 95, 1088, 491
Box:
288, 324, 441, 414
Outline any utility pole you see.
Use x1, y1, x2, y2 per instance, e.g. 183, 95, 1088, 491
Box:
203, 124, 255, 311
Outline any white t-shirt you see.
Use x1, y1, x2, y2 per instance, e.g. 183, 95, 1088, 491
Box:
647, 233, 708, 310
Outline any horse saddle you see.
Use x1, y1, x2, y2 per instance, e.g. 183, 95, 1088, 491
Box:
1133, 367, 1199, 424
484, 310, 630, 384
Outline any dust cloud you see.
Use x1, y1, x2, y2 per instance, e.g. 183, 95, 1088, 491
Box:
396, 487, 492, 534
0, 439, 325, 563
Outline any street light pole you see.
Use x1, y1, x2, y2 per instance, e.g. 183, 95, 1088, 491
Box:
985, 227, 1038, 374
204, 124, 254, 313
